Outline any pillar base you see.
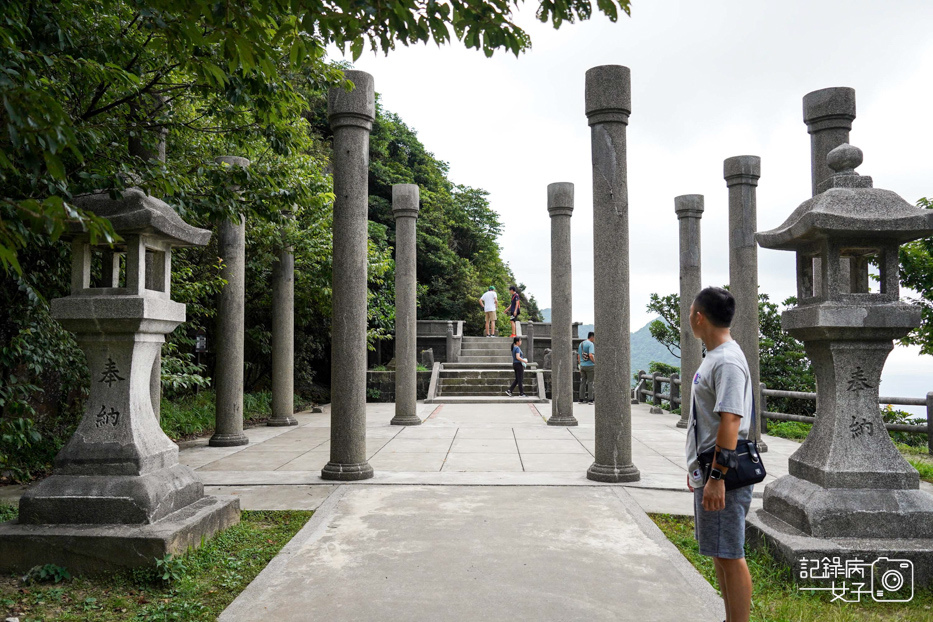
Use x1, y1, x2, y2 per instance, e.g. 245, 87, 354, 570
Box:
267, 416, 298, 427
209, 432, 249, 447
321, 461, 374, 481
676, 418, 689, 429
390, 415, 422, 426
547, 415, 579, 427
630, 399, 639, 405
757, 440, 768, 452
649, 407, 664, 414
0, 495, 240, 575
586, 462, 640, 483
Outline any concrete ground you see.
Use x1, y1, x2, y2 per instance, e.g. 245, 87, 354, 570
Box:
188, 401, 819, 516
219, 484, 724, 622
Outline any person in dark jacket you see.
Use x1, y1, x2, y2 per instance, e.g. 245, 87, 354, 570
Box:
505, 337, 528, 397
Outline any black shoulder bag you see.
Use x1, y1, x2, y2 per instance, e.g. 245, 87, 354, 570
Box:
694, 394, 766, 490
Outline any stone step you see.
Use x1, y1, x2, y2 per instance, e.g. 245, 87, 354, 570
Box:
439, 371, 527, 380
459, 348, 515, 356
458, 356, 514, 364
438, 386, 536, 396
461, 337, 513, 344
426, 395, 549, 404
442, 363, 538, 370
438, 378, 537, 388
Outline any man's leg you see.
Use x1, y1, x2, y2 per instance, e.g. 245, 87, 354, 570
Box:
715, 557, 751, 622
578, 367, 586, 402
588, 367, 595, 402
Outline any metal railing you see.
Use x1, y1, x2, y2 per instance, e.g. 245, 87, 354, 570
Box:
633, 369, 933, 454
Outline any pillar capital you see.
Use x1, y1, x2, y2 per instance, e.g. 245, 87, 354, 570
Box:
328, 70, 375, 131
803, 87, 855, 134
674, 194, 704, 219
547, 182, 574, 218
585, 65, 631, 126
392, 184, 420, 219
724, 155, 761, 187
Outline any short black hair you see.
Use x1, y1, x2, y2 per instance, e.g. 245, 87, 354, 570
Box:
587, 331, 595, 338
693, 287, 735, 328
509, 285, 517, 292
512, 336, 521, 345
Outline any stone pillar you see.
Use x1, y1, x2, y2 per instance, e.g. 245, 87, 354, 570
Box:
674, 195, 703, 429
585, 65, 639, 482
547, 182, 578, 426
804, 87, 856, 292
322, 70, 375, 481
649, 371, 663, 414
390, 184, 421, 426
446, 321, 456, 363
670, 373, 680, 411
210, 155, 250, 447
268, 225, 297, 427
725, 156, 767, 451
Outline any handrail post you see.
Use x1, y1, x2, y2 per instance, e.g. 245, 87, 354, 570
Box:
446, 321, 457, 363
759, 382, 768, 434
927, 392, 933, 456
650, 371, 663, 414
636, 370, 646, 403
670, 373, 680, 410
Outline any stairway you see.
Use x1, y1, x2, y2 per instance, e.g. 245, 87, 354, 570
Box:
426, 336, 548, 404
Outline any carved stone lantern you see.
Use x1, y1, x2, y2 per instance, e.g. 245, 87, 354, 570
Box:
0, 188, 240, 573
750, 144, 933, 580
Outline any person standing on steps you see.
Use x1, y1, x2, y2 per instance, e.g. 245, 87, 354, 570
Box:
685, 287, 754, 622
479, 286, 498, 337
505, 336, 528, 397
507, 285, 521, 338
576, 331, 595, 404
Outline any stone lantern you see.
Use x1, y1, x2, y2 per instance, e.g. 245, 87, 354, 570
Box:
750, 144, 933, 580
0, 188, 240, 573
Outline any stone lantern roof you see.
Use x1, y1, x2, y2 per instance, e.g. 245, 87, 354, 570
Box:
73, 187, 210, 247
757, 144, 933, 251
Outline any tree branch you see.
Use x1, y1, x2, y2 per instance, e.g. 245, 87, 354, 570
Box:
81, 64, 181, 120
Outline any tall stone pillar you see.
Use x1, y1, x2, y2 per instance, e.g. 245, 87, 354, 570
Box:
585, 65, 639, 483
725, 156, 766, 451
391, 184, 421, 426
804, 87, 856, 292
547, 182, 578, 427
674, 195, 703, 429
268, 225, 297, 427
210, 156, 250, 447
322, 71, 375, 481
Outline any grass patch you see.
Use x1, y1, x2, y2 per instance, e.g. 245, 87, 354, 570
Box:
1, 509, 312, 621
651, 513, 933, 621
766, 421, 933, 485
160, 390, 313, 441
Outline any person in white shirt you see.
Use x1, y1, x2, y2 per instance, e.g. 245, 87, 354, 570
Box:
478, 286, 498, 337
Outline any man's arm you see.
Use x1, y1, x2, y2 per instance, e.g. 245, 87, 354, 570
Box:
701, 411, 742, 512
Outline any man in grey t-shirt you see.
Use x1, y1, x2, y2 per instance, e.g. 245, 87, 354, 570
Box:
684, 286, 754, 622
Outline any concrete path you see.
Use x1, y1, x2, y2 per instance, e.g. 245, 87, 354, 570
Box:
185, 401, 826, 516
219, 484, 724, 622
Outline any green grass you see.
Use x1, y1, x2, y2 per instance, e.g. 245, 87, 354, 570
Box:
651, 514, 933, 621
159, 390, 304, 441
766, 422, 933, 485
1, 509, 312, 621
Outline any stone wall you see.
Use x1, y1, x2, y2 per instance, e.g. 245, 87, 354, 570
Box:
367, 371, 432, 402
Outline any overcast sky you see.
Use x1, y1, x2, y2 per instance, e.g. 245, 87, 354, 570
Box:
336, 0, 933, 407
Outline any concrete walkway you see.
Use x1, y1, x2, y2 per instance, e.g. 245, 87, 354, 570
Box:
192, 401, 807, 621
220, 484, 724, 621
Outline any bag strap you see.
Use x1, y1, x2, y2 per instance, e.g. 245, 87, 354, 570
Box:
692, 384, 757, 464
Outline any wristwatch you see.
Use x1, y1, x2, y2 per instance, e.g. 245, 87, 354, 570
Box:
709, 468, 724, 481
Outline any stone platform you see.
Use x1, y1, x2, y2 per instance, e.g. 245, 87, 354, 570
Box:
0, 495, 239, 575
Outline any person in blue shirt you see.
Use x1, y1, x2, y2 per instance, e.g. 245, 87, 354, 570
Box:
505, 337, 528, 397
576, 332, 595, 404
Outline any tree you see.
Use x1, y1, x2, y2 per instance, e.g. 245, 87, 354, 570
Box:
644, 290, 815, 416
898, 198, 933, 355
0, 0, 632, 274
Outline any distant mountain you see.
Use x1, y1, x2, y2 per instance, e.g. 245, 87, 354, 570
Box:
539, 309, 680, 377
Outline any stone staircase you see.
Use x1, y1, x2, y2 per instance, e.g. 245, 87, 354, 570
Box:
426, 336, 548, 404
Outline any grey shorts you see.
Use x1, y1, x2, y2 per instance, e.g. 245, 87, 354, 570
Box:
693, 484, 754, 559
